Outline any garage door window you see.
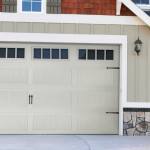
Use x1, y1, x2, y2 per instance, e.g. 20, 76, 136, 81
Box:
7, 48, 15, 58
61, 49, 68, 59
17, 48, 25, 58
79, 49, 86, 59
33, 48, 69, 60
0, 48, 25, 59
79, 49, 114, 60
97, 50, 104, 60
88, 49, 95, 60
34, 48, 41, 59
52, 49, 59, 59
43, 49, 50, 59
106, 50, 114, 60
0, 48, 6, 58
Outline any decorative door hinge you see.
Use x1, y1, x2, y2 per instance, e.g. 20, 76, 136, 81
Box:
106, 112, 119, 114
107, 67, 120, 69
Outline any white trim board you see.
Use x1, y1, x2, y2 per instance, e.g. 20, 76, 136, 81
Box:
124, 102, 150, 108
137, 4, 150, 10
0, 32, 127, 135
0, 13, 146, 25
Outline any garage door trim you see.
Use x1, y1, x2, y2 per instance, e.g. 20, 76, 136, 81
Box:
0, 33, 127, 135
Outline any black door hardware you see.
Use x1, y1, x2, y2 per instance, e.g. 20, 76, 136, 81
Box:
29, 95, 31, 104
31, 95, 33, 104
29, 95, 33, 104
107, 67, 120, 69
106, 112, 119, 114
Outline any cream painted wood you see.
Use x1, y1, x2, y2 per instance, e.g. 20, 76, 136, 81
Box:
0, 68, 28, 84
0, 91, 28, 107
33, 69, 72, 85
0, 115, 28, 132
0, 43, 119, 134
33, 91, 72, 107
0, 13, 146, 25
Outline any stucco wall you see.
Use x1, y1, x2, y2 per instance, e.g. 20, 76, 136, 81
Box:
0, 22, 149, 102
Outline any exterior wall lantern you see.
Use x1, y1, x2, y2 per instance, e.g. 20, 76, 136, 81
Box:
134, 38, 142, 56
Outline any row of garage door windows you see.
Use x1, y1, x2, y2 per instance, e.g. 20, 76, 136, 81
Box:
0, 48, 114, 60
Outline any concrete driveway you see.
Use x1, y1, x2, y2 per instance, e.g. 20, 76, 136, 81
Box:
0, 135, 150, 150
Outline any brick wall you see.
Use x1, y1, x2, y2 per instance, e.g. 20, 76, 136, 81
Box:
61, 0, 135, 16
0, 0, 2, 12
120, 4, 135, 16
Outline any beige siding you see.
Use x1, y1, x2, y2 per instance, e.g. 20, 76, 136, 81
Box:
93, 25, 106, 35
0, 21, 149, 102
63, 24, 76, 34
32, 23, 46, 33
123, 25, 137, 102
78, 24, 91, 34
1, 22, 14, 32
47, 23, 61, 33
108, 25, 121, 35
16, 23, 30, 33
138, 26, 148, 102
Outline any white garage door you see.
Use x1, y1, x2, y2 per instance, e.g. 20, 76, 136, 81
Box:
0, 43, 119, 134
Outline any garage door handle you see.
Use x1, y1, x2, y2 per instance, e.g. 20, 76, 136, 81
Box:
29, 95, 31, 104
31, 95, 33, 104
107, 67, 120, 69
106, 112, 119, 114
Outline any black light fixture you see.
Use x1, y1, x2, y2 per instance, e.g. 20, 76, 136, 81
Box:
134, 38, 142, 56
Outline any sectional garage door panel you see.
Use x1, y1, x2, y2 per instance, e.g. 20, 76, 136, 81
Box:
78, 69, 119, 86
77, 115, 118, 133
33, 69, 72, 85
0, 68, 28, 84
77, 91, 119, 110
0, 43, 119, 134
0, 115, 28, 132
33, 115, 72, 131
0, 91, 28, 107
33, 91, 72, 107
78, 70, 113, 85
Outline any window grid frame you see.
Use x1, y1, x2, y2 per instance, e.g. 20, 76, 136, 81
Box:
97, 50, 105, 60
52, 48, 60, 59
33, 47, 69, 60
78, 49, 87, 60
0, 48, 6, 58
0, 47, 25, 59
132, 0, 150, 4
22, 0, 42, 13
17, 48, 25, 58
78, 49, 114, 61
42, 48, 51, 59
88, 49, 96, 60
61, 49, 69, 59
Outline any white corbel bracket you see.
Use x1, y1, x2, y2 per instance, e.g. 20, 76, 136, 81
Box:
116, 0, 122, 15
